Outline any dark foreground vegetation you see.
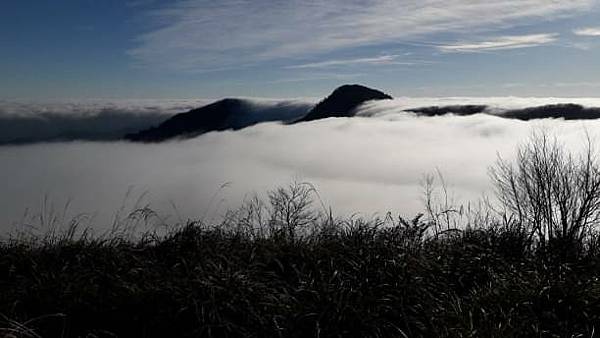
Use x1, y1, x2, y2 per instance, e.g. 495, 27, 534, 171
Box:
4, 131, 600, 337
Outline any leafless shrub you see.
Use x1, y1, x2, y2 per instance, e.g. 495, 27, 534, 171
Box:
268, 181, 319, 240
222, 181, 322, 240
489, 130, 600, 249
222, 193, 268, 238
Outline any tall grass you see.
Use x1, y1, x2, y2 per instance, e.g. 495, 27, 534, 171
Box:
3, 183, 600, 337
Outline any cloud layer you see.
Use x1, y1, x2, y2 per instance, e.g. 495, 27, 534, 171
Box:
4, 97, 600, 234
0, 98, 314, 144
0, 99, 203, 144
129, 0, 594, 70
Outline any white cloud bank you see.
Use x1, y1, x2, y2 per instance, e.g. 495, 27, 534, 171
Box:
3, 97, 600, 234
0, 98, 211, 118
0, 99, 203, 144
0, 98, 314, 144
129, 0, 595, 70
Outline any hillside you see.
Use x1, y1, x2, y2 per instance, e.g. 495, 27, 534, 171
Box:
295, 84, 392, 122
125, 98, 310, 142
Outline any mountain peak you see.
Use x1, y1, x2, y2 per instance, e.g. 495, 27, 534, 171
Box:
330, 84, 390, 96
296, 84, 392, 123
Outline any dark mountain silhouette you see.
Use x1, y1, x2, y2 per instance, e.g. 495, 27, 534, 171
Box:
406, 105, 488, 117
405, 104, 600, 121
125, 98, 310, 142
126, 84, 391, 142
502, 104, 600, 120
295, 84, 392, 123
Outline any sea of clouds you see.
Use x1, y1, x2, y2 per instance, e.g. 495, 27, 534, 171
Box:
3, 97, 600, 234
0, 99, 210, 144
0, 98, 316, 144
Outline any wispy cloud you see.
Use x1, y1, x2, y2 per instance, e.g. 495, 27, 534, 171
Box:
129, 0, 593, 71
286, 55, 411, 69
438, 34, 558, 52
574, 27, 600, 36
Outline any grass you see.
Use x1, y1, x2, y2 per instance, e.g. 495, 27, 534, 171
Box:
4, 203, 600, 338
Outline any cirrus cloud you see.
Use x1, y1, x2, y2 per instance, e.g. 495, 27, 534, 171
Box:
286, 55, 407, 69
574, 27, 600, 36
128, 0, 594, 71
438, 33, 559, 52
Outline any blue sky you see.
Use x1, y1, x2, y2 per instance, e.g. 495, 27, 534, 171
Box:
2, 0, 600, 99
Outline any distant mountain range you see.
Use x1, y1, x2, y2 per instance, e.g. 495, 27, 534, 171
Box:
502, 104, 600, 120
405, 105, 488, 117
125, 85, 600, 142
3, 84, 600, 145
126, 84, 392, 142
406, 103, 600, 120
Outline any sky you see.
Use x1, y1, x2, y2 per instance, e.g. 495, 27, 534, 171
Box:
2, 0, 600, 99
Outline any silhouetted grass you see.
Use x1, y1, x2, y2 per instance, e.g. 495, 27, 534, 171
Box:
4, 207, 600, 338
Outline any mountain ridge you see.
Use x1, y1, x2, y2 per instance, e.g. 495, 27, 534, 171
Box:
126, 84, 392, 142
125, 98, 310, 142
123, 85, 600, 143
